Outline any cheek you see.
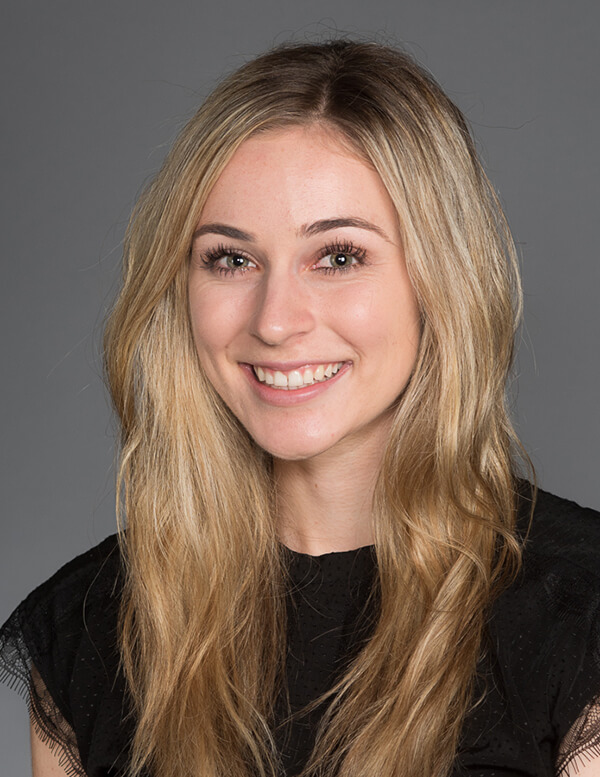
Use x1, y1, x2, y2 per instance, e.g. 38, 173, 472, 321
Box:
321, 282, 381, 333
188, 284, 249, 361
327, 278, 420, 358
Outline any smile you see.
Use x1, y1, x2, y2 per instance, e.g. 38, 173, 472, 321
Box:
252, 362, 344, 390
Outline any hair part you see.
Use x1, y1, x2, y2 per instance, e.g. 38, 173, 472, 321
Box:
104, 39, 532, 777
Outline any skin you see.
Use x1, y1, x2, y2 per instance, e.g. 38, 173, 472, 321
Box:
31, 725, 71, 777
188, 125, 421, 555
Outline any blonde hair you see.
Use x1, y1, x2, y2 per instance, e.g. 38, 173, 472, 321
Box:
104, 40, 530, 777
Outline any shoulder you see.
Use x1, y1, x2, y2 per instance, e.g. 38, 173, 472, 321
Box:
23, 531, 121, 599
520, 485, 600, 578
459, 489, 600, 773
498, 484, 600, 629
0, 534, 124, 729
490, 487, 600, 737
14, 533, 123, 652
513, 486, 600, 621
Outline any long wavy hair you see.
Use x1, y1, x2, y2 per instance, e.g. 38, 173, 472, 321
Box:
104, 40, 530, 777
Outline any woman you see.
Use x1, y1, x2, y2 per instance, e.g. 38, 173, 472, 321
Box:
1, 40, 599, 777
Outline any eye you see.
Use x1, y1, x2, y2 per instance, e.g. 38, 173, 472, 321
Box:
313, 242, 366, 274
324, 252, 356, 269
223, 254, 251, 271
200, 245, 256, 276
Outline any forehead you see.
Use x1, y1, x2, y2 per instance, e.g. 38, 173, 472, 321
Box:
198, 125, 399, 235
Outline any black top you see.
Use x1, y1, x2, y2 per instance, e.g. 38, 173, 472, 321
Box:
1, 488, 600, 776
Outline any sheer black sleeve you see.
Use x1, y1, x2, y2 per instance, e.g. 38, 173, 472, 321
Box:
553, 562, 600, 775
529, 491, 600, 775
558, 697, 600, 775
0, 535, 132, 777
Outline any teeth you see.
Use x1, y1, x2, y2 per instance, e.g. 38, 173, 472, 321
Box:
288, 370, 303, 388
252, 362, 344, 390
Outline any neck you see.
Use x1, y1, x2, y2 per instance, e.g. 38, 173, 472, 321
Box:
274, 429, 387, 556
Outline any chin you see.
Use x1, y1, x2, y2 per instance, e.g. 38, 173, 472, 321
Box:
250, 430, 335, 462
257, 442, 324, 462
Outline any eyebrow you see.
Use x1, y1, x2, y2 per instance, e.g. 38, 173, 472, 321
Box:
299, 217, 391, 242
192, 216, 392, 243
192, 223, 256, 242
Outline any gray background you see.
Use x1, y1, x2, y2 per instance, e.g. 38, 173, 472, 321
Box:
1, 0, 598, 770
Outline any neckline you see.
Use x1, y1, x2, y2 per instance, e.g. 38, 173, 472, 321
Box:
284, 544, 377, 589
284, 543, 375, 561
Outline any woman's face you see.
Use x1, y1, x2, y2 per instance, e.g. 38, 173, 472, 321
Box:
188, 125, 421, 462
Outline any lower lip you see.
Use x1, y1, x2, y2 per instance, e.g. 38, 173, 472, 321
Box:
240, 363, 350, 406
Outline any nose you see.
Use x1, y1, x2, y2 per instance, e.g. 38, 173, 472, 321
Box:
249, 269, 316, 346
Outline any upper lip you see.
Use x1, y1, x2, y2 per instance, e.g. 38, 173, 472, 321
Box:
242, 360, 348, 371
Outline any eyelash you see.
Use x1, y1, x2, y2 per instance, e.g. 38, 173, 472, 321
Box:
201, 243, 254, 276
200, 240, 367, 277
316, 240, 367, 274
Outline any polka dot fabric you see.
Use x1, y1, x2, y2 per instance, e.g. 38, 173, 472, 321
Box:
1, 488, 599, 776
